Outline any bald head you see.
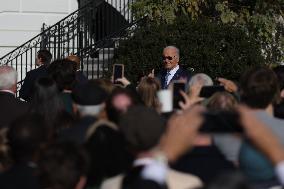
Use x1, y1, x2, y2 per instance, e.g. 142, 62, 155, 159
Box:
163, 46, 180, 59
0, 66, 17, 92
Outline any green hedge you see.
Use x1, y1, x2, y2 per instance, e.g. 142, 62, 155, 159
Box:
112, 16, 265, 83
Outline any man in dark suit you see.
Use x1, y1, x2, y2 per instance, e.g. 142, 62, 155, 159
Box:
19, 49, 52, 101
157, 46, 191, 89
0, 66, 29, 128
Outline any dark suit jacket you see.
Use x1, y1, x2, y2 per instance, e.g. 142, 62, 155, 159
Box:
0, 91, 29, 128
157, 67, 191, 89
19, 65, 48, 101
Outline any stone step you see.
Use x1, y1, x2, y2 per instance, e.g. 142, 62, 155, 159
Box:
81, 47, 114, 78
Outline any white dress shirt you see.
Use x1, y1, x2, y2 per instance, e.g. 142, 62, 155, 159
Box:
166, 65, 179, 86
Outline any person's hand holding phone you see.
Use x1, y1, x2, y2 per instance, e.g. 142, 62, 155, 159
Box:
172, 81, 186, 109
189, 83, 203, 98
112, 64, 124, 84
115, 77, 131, 87
179, 91, 204, 110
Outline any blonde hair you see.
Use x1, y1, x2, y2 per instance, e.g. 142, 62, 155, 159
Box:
207, 92, 238, 111
137, 77, 161, 109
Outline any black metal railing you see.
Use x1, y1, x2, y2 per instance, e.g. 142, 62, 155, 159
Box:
0, 0, 135, 89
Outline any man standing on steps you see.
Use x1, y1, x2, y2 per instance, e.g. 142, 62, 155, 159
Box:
156, 46, 191, 89
0, 66, 29, 128
19, 49, 52, 102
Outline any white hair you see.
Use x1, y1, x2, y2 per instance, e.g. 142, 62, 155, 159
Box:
76, 104, 104, 117
0, 66, 17, 90
189, 73, 213, 87
164, 46, 180, 58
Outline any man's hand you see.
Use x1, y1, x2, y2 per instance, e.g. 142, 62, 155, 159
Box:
148, 69, 155, 78
217, 77, 238, 93
179, 83, 204, 110
115, 77, 131, 87
179, 90, 204, 110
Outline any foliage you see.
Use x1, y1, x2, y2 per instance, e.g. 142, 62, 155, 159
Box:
131, 0, 284, 64
113, 17, 265, 83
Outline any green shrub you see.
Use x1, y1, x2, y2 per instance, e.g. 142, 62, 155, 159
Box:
113, 16, 265, 83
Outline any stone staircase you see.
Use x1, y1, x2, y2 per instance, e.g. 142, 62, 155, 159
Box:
82, 47, 114, 79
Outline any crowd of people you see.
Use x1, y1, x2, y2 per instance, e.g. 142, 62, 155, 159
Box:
0, 46, 284, 189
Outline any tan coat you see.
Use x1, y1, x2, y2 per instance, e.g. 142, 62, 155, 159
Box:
101, 169, 202, 189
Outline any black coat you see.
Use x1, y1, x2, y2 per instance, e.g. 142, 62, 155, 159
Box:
0, 91, 29, 128
19, 65, 48, 101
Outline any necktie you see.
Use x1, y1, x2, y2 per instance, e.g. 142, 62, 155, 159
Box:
164, 72, 171, 87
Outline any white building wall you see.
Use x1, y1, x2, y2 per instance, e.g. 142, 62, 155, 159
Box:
0, 0, 78, 57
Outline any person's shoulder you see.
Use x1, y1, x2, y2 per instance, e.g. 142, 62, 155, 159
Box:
175, 66, 191, 80
27, 66, 48, 78
177, 67, 190, 74
25, 67, 39, 78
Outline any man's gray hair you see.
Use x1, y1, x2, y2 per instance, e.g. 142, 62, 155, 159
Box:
164, 46, 180, 58
189, 73, 213, 87
0, 66, 17, 90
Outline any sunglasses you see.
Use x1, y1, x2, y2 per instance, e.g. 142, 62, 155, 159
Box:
162, 56, 175, 61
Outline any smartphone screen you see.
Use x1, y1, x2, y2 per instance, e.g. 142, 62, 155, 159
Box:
113, 64, 124, 84
199, 86, 225, 98
173, 82, 186, 109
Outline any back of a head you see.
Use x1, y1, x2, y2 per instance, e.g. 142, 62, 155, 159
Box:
32, 77, 60, 102
72, 80, 108, 116
106, 88, 139, 124
7, 114, 48, 163
0, 66, 17, 90
66, 55, 80, 71
137, 77, 161, 109
85, 124, 131, 186
273, 65, 284, 92
119, 106, 165, 153
37, 49, 52, 65
48, 59, 76, 91
207, 92, 238, 111
30, 77, 65, 125
38, 142, 88, 189
240, 66, 279, 109
189, 73, 213, 87
92, 78, 115, 94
